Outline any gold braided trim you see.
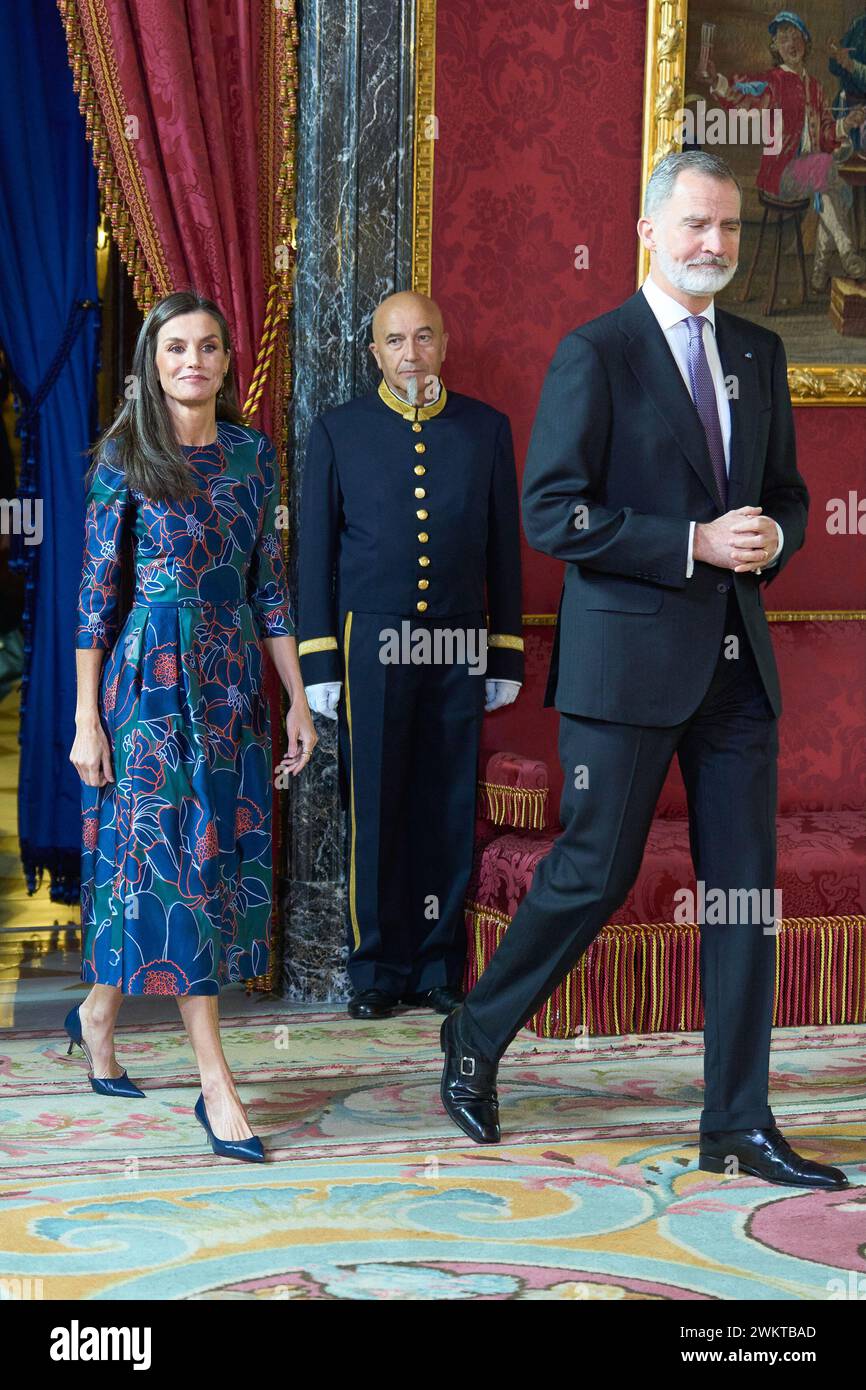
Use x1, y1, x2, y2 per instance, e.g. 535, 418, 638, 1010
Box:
244, 280, 290, 422
477, 781, 548, 830
522, 610, 866, 625
298, 636, 338, 657
467, 902, 696, 934
488, 633, 525, 651
411, 0, 437, 295
377, 377, 448, 420
765, 610, 866, 622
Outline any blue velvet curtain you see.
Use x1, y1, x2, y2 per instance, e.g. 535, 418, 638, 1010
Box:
0, 0, 100, 902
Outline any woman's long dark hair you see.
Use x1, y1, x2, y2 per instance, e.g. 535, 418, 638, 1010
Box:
85, 289, 246, 502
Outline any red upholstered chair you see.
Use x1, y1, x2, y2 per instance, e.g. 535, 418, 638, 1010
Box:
464, 618, 866, 1038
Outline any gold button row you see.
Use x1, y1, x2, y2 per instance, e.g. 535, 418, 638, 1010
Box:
414, 445, 431, 605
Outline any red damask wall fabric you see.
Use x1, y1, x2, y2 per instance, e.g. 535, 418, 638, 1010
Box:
431, 0, 866, 617
485, 618, 866, 817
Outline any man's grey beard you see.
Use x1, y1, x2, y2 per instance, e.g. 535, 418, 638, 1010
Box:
656, 243, 738, 296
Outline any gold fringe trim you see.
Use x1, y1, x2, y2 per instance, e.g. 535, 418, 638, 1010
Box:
465, 906, 866, 1033
477, 781, 548, 829
57, 0, 164, 311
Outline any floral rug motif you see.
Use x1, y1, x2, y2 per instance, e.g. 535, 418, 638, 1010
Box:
1, 1009, 864, 1299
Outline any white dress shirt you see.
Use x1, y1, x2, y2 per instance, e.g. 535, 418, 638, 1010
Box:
640, 274, 783, 577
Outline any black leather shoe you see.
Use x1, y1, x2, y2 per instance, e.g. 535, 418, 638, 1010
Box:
347, 989, 399, 1020
402, 985, 465, 1014
439, 1006, 500, 1144
699, 1125, 849, 1189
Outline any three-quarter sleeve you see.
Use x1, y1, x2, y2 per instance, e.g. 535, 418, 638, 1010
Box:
75, 441, 131, 651
249, 433, 295, 639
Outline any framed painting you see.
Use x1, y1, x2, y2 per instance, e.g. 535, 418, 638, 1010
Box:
639, 1, 866, 403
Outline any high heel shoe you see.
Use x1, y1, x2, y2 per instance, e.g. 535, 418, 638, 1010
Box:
194, 1091, 264, 1163
63, 1004, 146, 1099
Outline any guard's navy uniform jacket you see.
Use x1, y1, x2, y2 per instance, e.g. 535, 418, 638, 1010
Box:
298, 378, 524, 995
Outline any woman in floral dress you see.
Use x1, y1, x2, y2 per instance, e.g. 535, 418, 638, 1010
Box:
70, 290, 316, 1156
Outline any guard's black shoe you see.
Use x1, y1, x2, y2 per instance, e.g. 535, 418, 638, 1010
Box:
439, 1006, 500, 1144
699, 1125, 849, 1189
347, 989, 399, 1020
402, 985, 465, 1014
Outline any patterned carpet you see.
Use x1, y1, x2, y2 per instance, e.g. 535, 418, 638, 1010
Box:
1, 1008, 864, 1299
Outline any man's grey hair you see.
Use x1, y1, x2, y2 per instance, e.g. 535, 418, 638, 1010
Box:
643, 150, 742, 218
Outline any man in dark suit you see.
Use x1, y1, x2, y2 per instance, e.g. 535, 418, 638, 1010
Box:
439, 150, 848, 1189
298, 292, 524, 1021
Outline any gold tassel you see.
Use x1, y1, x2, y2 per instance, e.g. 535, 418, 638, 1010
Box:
477, 780, 548, 829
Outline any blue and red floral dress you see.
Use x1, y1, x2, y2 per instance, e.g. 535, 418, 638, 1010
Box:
75, 421, 293, 995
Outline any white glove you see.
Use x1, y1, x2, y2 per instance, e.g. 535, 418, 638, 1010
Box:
484, 679, 521, 712
305, 682, 342, 719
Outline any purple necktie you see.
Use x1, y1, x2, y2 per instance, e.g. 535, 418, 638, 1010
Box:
684, 314, 727, 510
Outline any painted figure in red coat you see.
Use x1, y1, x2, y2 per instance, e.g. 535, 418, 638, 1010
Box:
702, 11, 866, 291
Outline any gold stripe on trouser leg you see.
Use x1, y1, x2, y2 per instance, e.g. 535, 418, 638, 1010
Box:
343, 611, 361, 950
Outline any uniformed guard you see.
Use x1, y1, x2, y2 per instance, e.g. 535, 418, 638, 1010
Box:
298, 292, 524, 1019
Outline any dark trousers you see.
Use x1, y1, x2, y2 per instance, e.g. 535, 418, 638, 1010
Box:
338, 609, 487, 994
461, 594, 779, 1133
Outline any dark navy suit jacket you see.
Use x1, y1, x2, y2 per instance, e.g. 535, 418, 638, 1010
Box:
526, 289, 809, 725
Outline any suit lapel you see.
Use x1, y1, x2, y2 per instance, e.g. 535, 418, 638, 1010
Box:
620, 291, 723, 510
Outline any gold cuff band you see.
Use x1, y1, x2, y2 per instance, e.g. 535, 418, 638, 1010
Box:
298, 636, 338, 657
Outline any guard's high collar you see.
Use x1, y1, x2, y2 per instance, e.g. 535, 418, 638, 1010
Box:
378, 377, 448, 421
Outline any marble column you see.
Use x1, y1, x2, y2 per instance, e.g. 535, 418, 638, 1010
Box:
282, 0, 418, 998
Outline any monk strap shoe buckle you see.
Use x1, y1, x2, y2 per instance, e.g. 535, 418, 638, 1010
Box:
460, 1055, 476, 1077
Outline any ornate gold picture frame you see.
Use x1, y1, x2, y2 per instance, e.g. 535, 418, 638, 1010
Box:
639, 0, 866, 404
